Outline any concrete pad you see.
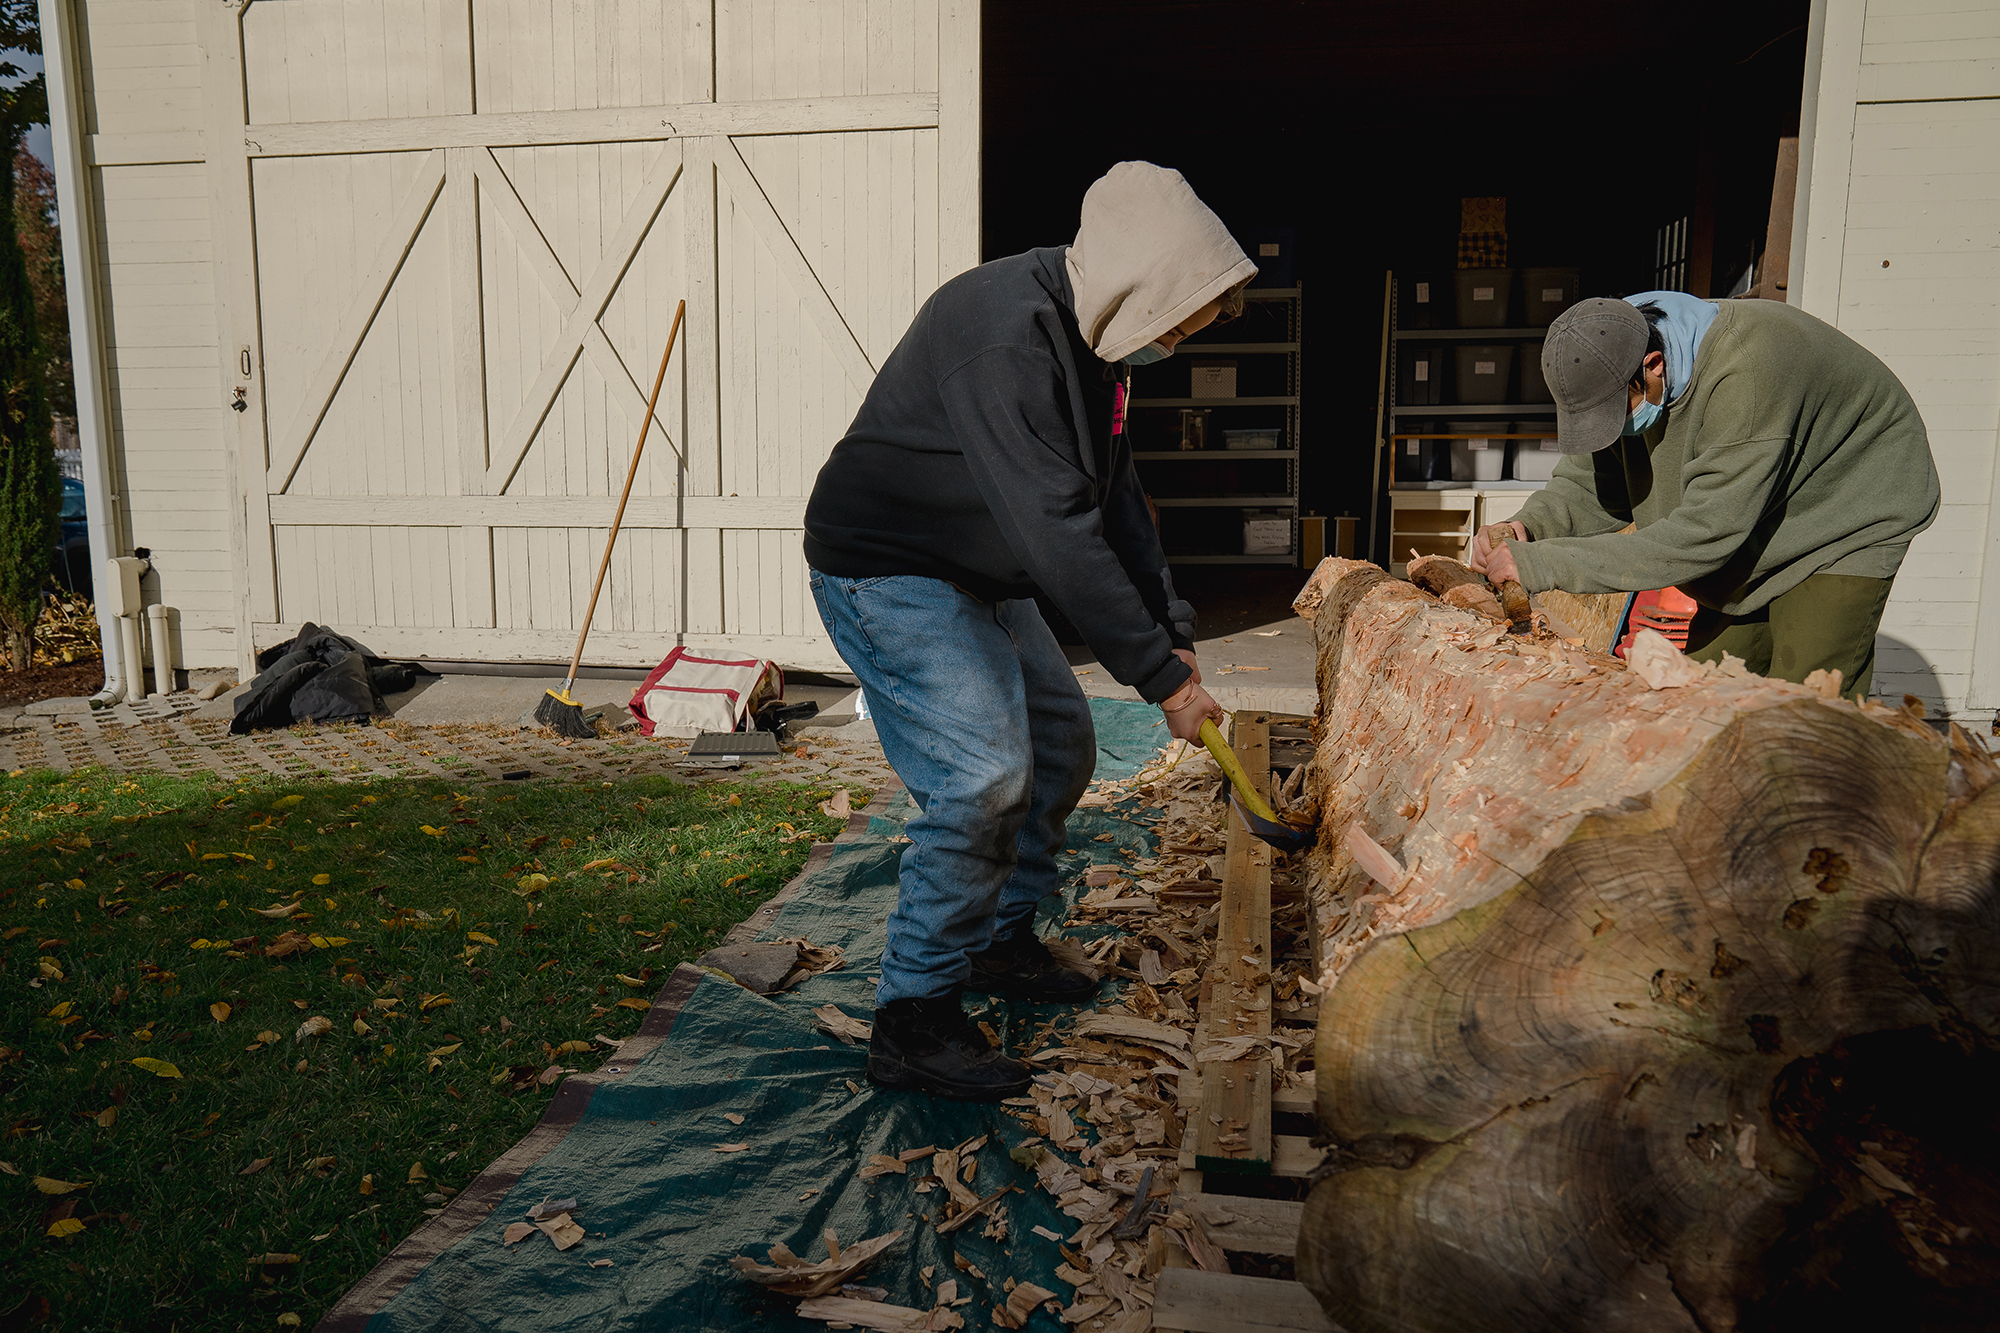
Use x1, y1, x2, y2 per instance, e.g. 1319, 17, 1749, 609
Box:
24, 696, 93, 716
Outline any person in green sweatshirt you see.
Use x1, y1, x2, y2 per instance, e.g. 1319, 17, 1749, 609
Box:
1469, 292, 1938, 698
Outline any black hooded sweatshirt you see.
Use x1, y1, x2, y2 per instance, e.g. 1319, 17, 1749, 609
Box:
802, 247, 1197, 704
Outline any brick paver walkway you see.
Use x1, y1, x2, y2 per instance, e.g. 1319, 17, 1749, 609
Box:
0, 695, 899, 792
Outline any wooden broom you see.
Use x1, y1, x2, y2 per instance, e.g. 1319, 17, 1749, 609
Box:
535, 300, 686, 738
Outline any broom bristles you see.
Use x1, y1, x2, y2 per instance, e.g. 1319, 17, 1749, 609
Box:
534, 687, 596, 739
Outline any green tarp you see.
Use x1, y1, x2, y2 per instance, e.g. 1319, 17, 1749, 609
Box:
357, 700, 1168, 1333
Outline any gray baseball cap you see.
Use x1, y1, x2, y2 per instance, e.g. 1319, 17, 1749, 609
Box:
1542, 298, 1647, 453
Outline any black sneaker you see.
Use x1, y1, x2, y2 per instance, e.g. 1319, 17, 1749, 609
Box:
966, 920, 1099, 1003
867, 991, 1032, 1101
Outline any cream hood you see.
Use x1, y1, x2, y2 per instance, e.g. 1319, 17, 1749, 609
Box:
1064, 162, 1258, 364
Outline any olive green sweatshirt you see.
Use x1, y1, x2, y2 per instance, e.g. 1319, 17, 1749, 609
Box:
1511, 300, 1939, 614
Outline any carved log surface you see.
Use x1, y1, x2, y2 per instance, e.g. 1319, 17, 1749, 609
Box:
1289, 558, 2000, 1333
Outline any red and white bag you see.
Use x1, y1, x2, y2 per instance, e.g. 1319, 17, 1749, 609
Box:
627, 648, 784, 738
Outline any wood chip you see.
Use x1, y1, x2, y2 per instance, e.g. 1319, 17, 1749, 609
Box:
860, 1154, 908, 1179
732, 1229, 903, 1299
535, 1213, 586, 1250
813, 1005, 874, 1044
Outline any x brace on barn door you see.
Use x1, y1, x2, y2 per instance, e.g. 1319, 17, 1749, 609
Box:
263, 140, 877, 499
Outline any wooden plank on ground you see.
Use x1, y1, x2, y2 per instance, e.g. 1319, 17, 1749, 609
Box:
1152, 1269, 1341, 1332
1195, 711, 1275, 1175
1190, 1195, 1304, 1256
1272, 1135, 1325, 1178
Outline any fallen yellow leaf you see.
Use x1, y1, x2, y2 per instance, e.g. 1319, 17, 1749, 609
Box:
467, 932, 499, 947
352, 1018, 371, 1036
47, 1218, 85, 1238
257, 1030, 282, 1044
33, 1176, 90, 1194
308, 935, 351, 948
514, 873, 549, 894
615, 974, 646, 988
420, 825, 446, 836
311, 874, 331, 886
253, 902, 302, 919
419, 994, 452, 1012
556, 1039, 593, 1054
258, 1252, 301, 1265
131, 1057, 182, 1079
427, 1043, 463, 1058
295, 1016, 332, 1041
46, 1000, 72, 1019
273, 795, 304, 808
408, 1162, 428, 1182
95, 1107, 116, 1129
278, 1316, 302, 1328
323, 898, 338, 910
724, 873, 750, 887
239, 1157, 272, 1176
211, 1002, 232, 1023
615, 998, 651, 1010
65, 878, 85, 891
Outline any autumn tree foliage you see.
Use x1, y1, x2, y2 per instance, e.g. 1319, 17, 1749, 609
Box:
0, 1, 55, 669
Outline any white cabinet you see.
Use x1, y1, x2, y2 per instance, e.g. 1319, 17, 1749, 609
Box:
1387, 488, 1540, 578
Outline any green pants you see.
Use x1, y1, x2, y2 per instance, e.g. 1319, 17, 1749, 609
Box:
1682, 571, 1893, 700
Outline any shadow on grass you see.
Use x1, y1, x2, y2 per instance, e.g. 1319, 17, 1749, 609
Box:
0, 763, 857, 1331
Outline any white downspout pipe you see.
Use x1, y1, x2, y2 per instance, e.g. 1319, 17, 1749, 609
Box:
145, 603, 173, 697
39, 0, 130, 706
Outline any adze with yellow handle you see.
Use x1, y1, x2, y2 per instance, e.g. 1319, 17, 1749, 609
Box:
1197, 717, 1315, 853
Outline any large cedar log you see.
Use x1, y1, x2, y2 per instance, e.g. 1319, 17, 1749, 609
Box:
1289, 557, 2000, 1332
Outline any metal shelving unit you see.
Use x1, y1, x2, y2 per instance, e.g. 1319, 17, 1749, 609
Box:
1130, 286, 1304, 565
1372, 272, 1558, 569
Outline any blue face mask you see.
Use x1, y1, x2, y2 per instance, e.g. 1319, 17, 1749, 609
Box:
1623, 396, 1663, 436
1122, 341, 1172, 366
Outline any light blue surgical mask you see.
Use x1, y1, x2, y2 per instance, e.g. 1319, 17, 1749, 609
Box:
1623, 396, 1663, 436
1122, 341, 1172, 366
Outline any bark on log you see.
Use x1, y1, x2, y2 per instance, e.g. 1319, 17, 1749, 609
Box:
1288, 557, 2000, 1333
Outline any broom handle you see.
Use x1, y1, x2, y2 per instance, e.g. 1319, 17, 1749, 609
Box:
559, 299, 686, 690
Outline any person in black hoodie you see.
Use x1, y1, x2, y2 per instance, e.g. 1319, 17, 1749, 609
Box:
804, 162, 1255, 1100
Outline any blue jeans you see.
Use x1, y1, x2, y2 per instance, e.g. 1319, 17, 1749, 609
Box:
809, 572, 1096, 1004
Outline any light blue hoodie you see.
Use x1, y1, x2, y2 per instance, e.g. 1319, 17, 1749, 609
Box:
1624, 290, 1718, 404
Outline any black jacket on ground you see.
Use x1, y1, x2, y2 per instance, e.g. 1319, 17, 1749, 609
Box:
231, 623, 426, 734
802, 248, 1195, 704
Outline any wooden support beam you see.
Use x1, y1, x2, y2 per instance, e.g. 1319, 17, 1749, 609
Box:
1189, 1196, 1305, 1256
1194, 711, 1275, 1176
1152, 1270, 1340, 1333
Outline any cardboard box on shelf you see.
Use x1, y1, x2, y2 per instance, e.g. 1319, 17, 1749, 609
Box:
1243, 510, 1291, 555
1189, 361, 1238, 398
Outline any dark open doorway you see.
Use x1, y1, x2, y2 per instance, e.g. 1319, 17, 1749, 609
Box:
982, 0, 1809, 587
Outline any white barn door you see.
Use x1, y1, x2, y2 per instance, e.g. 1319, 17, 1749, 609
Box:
204, 0, 978, 671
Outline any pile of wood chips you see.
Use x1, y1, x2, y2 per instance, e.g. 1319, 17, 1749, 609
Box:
751, 737, 1321, 1332
1004, 746, 1317, 1331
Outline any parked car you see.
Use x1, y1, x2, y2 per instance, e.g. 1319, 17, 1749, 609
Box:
53, 477, 92, 596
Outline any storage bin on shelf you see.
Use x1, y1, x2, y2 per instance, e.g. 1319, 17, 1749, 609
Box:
1509, 436, 1562, 482
1453, 345, 1514, 405
1446, 421, 1507, 483
1522, 267, 1581, 326
1399, 345, 1445, 405
1518, 341, 1554, 403
1400, 273, 1444, 328
1394, 420, 1445, 483
1454, 268, 1514, 327
1224, 428, 1282, 451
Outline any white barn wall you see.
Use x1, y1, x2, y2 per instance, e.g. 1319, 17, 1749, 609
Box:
1794, 0, 2000, 719
53, 0, 980, 675
76, 0, 238, 667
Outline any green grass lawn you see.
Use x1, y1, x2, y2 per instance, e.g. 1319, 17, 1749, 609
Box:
0, 764, 856, 1330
